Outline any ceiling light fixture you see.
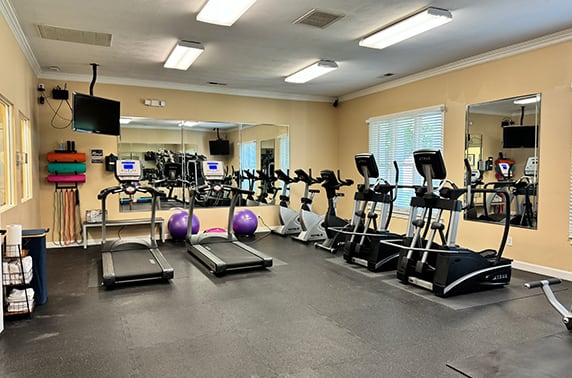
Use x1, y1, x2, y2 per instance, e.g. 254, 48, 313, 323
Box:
285, 60, 338, 84
119, 118, 132, 124
514, 96, 540, 105
163, 40, 204, 70
182, 121, 199, 127
197, 0, 256, 27
359, 7, 452, 50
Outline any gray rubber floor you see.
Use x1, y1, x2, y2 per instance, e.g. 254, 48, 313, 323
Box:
0, 233, 570, 377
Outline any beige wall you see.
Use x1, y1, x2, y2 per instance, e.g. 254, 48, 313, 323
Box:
37, 80, 337, 240
336, 41, 572, 271
4, 10, 572, 272
0, 15, 41, 228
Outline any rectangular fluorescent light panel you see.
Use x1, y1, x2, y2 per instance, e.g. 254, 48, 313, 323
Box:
285, 60, 338, 84
182, 121, 199, 127
164, 41, 204, 70
514, 96, 540, 105
197, 0, 256, 26
119, 118, 132, 124
360, 7, 452, 50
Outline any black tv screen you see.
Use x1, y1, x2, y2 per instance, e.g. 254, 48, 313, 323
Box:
72, 93, 120, 136
503, 125, 537, 148
209, 139, 230, 155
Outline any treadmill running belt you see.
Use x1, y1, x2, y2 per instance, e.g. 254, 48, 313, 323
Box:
111, 249, 163, 278
204, 243, 262, 265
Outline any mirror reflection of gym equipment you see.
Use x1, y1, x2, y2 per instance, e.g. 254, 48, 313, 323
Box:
465, 94, 540, 229
117, 119, 289, 212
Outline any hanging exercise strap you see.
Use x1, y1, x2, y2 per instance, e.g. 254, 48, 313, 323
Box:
74, 189, 83, 244
52, 189, 61, 245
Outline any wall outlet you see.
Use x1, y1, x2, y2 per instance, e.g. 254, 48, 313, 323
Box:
506, 236, 512, 246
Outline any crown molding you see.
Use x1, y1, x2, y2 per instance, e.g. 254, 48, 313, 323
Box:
0, 0, 40, 75
340, 28, 572, 102
37, 71, 335, 103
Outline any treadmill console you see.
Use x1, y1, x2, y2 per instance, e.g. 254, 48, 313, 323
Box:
116, 160, 142, 182
524, 156, 538, 177
202, 161, 225, 181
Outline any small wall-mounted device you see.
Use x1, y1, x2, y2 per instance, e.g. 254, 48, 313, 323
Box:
52, 87, 69, 100
144, 99, 166, 107
105, 154, 118, 172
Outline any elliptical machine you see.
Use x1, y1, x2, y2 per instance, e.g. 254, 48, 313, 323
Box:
314, 170, 354, 253
342, 153, 402, 271
292, 169, 326, 242
272, 169, 301, 236
395, 149, 512, 297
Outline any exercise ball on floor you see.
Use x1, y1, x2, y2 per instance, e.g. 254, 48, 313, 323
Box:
233, 209, 258, 236
168, 211, 200, 240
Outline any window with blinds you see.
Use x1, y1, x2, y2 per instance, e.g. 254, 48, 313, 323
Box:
368, 105, 445, 213
240, 141, 257, 190
0, 96, 15, 210
278, 134, 290, 171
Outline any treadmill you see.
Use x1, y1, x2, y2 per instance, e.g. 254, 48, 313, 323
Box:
98, 160, 174, 287
186, 161, 273, 275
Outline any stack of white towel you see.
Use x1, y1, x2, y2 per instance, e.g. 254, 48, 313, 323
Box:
6, 288, 35, 313
2, 255, 33, 285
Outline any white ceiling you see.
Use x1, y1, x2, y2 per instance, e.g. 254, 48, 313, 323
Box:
5, 0, 572, 102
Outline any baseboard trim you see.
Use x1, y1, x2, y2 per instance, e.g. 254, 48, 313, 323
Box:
513, 260, 572, 282
47, 227, 278, 250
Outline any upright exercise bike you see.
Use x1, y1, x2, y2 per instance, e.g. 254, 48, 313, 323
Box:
291, 169, 326, 242
272, 169, 301, 236
314, 170, 353, 253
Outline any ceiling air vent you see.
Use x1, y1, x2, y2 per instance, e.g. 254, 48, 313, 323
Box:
37, 24, 112, 47
293, 9, 344, 29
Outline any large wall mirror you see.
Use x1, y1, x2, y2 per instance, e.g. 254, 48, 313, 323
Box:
465, 94, 540, 229
117, 117, 289, 212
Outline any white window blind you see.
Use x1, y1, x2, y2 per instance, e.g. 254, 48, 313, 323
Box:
368, 105, 445, 213
278, 134, 290, 171
240, 141, 257, 190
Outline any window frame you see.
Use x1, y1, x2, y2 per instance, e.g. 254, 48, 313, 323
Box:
367, 105, 445, 214
0, 95, 16, 212
18, 113, 33, 202
240, 140, 257, 190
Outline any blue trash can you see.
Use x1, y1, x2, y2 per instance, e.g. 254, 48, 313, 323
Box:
22, 229, 49, 305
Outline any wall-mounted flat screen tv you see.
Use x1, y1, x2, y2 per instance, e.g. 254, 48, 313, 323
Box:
503, 125, 537, 149
209, 139, 230, 155
72, 92, 120, 136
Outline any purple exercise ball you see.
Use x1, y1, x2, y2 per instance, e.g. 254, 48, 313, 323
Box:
233, 209, 258, 236
168, 211, 200, 240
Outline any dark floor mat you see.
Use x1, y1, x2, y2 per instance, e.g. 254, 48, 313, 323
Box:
324, 255, 396, 278
382, 275, 566, 310
447, 333, 572, 377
